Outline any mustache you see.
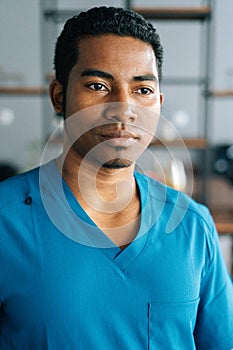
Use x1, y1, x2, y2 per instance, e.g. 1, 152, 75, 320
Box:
93, 123, 142, 138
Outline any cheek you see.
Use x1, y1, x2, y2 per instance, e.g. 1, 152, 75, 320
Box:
73, 132, 94, 150
65, 87, 88, 116
137, 107, 160, 141
68, 84, 105, 109
66, 98, 82, 117
64, 106, 104, 155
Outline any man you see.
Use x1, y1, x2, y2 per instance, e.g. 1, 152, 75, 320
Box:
0, 6, 232, 349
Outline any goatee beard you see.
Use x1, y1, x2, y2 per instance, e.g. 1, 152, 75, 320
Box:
102, 158, 133, 169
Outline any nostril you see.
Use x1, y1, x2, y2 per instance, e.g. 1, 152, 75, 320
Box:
103, 103, 137, 122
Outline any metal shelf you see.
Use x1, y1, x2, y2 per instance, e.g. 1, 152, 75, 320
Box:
44, 9, 82, 23
0, 86, 48, 95
150, 137, 207, 149
161, 77, 207, 85
44, 6, 212, 23
132, 6, 211, 21
208, 89, 233, 97
211, 207, 233, 234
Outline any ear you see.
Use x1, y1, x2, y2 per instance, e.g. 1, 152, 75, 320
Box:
49, 79, 64, 114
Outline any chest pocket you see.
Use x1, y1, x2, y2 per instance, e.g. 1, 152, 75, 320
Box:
148, 298, 199, 350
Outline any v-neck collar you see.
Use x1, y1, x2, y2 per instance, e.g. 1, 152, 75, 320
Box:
40, 160, 160, 271
102, 172, 154, 269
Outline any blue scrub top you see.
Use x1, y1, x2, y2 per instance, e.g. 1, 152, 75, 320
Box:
0, 160, 232, 349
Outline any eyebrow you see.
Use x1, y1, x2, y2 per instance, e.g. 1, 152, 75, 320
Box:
80, 69, 158, 82
133, 74, 158, 82
80, 69, 113, 80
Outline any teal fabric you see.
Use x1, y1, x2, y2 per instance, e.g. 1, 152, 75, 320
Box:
0, 160, 232, 349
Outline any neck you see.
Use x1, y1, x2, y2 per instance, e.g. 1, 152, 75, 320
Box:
56, 149, 137, 214
56, 149, 141, 248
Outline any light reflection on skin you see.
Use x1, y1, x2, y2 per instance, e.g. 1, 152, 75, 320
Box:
49, 34, 163, 247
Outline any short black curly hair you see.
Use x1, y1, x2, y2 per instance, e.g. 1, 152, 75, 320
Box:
54, 6, 163, 112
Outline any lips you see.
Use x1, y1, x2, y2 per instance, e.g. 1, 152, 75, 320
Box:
98, 129, 139, 147
99, 130, 139, 139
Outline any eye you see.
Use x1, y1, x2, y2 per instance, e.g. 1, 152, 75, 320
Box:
134, 87, 154, 95
87, 83, 108, 91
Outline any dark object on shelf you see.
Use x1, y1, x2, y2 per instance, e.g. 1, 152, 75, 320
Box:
0, 163, 18, 181
211, 144, 233, 185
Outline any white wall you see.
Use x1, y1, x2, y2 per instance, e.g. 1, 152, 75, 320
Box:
211, 0, 233, 143
0, 0, 232, 172
0, 0, 43, 171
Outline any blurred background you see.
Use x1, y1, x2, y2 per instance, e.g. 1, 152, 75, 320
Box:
0, 0, 232, 274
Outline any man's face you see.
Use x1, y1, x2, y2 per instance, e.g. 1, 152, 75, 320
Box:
55, 34, 163, 168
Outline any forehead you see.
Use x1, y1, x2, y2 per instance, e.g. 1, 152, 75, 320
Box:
74, 34, 158, 77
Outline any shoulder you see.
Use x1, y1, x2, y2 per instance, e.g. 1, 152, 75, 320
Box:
136, 172, 219, 270
0, 163, 47, 211
135, 171, 214, 233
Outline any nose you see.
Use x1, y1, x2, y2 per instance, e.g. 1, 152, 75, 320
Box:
103, 89, 137, 123
103, 103, 137, 123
